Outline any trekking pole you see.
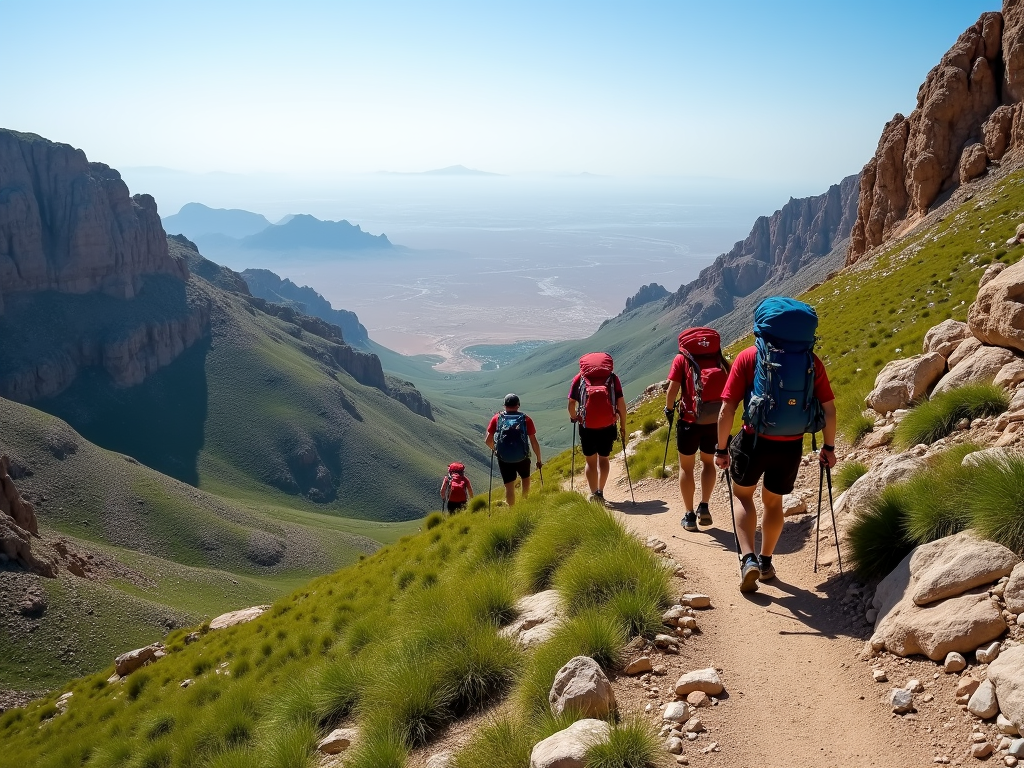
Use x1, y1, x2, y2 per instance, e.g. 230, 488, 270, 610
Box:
814, 462, 824, 573
538, 463, 544, 488
443, 475, 451, 514
621, 427, 636, 506
570, 422, 577, 492
662, 400, 677, 474
825, 464, 843, 574
488, 450, 495, 512
723, 468, 741, 559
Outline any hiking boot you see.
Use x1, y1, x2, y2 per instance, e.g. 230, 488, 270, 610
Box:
758, 555, 776, 581
739, 555, 761, 593
696, 502, 713, 527
681, 511, 698, 532
588, 492, 601, 504
594, 490, 609, 507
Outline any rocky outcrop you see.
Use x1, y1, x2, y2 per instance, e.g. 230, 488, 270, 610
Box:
848, 5, 1024, 262
969, 256, 1024, 352
168, 235, 250, 295
208, 605, 270, 630
0, 456, 55, 577
500, 590, 564, 647
0, 129, 187, 310
665, 174, 859, 325
548, 656, 615, 718
865, 353, 947, 414
622, 283, 669, 315
241, 268, 370, 347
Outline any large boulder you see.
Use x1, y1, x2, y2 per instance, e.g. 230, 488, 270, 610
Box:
923, 319, 971, 358
932, 345, 1018, 396
865, 353, 947, 414
209, 605, 270, 630
871, 589, 1006, 660
832, 452, 927, 524
114, 643, 165, 677
500, 590, 564, 648
948, 337, 984, 369
988, 646, 1024, 733
969, 258, 1024, 353
529, 719, 611, 768
1006, 562, 1024, 614
548, 656, 616, 718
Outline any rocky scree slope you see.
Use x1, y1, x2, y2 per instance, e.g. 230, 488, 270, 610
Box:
850, 0, 1024, 261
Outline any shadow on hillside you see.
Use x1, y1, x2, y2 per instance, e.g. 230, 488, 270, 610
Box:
614, 498, 669, 516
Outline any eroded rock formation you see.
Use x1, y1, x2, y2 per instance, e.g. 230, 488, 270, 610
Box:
849, 2, 1024, 262
0, 455, 55, 577
622, 283, 669, 315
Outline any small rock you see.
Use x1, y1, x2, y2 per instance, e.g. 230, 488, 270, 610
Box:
866, 608, 879, 624
683, 717, 704, 734
625, 657, 653, 675
977, 641, 1002, 664
685, 732, 698, 741
679, 616, 698, 630
873, 669, 888, 683
179, 679, 193, 688
1002, 737, 1015, 751
663, 702, 689, 723
1004, 756, 1017, 767
680, 594, 711, 609
969, 680, 1000, 719
425, 752, 453, 768
973, 742, 994, 759
317, 728, 358, 755
956, 677, 982, 698
530, 719, 611, 768
686, 691, 710, 708
891, 688, 914, 714
998, 713, 1020, 735
1009, 738, 1024, 757
907, 679, 925, 693
973, 732, 990, 744
655, 634, 680, 652
653, 665, 668, 676
675, 668, 724, 697
665, 737, 684, 755
934, 757, 950, 764
549, 656, 616, 718
945, 652, 967, 673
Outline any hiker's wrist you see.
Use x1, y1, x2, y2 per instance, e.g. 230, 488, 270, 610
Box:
822, 444, 835, 452
714, 447, 728, 456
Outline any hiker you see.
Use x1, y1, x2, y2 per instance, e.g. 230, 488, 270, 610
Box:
664, 327, 730, 532
714, 297, 837, 593
439, 462, 473, 512
568, 352, 627, 505
485, 394, 542, 507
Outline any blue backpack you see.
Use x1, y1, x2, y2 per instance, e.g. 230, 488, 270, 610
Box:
494, 412, 530, 462
744, 297, 826, 438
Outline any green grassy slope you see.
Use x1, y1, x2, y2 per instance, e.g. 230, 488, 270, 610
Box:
0, 490, 669, 768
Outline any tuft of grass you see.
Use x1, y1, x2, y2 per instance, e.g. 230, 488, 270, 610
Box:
261, 719, 316, 768
847, 484, 915, 580
641, 416, 659, 435
845, 412, 875, 444
901, 445, 976, 545
314, 658, 362, 726
586, 718, 662, 768
452, 715, 535, 768
625, 426, 672, 480
468, 496, 488, 512
967, 454, 1024, 554
425, 512, 445, 530
479, 506, 539, 561
464, 567, 519, 627
894, 384, 1009, 447
554, 537, 670, 619
833, 461, 869, 493
436, 625, 523, 716
344, 726, 408, 768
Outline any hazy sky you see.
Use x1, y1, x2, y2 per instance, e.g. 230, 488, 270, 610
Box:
3, 0, 998, 186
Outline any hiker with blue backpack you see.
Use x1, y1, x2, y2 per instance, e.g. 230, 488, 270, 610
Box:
485, 394, 543, 507
714, 297, 837, 593
567, 353, 628, 506
664, 327, 730, 532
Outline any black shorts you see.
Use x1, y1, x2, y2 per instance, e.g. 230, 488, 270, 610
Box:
676, 421, 718, 457
579, 425, 617, 457
447, 500, 467, 513
729, 430, 803, 495
498, 458, 532, 484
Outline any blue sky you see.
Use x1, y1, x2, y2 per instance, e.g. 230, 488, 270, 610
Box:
1, 0, 999, 186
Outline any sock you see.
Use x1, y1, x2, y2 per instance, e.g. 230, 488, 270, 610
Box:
741, 553, 758, 566
760, 555, 773, 568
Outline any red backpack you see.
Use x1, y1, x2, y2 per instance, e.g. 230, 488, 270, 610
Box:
677, 328, 729, 425
445, 462, 468, 503
577, 353, 617, 429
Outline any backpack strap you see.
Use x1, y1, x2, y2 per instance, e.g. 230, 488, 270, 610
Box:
679, 350, 703, 421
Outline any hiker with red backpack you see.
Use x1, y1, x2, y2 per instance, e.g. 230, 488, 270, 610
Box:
665, 327, 730, 532
485, 394, 543, 507
568, 353, 627, 506
440, 462, 473, 512
715, 297, 837, 593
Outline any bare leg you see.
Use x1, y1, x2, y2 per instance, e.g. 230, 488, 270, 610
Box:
698, 452, 716, 504
597, 456, 611, 492
521, 475, 531, 499
584, 455, 599, 492
732, 482, 760, 556
678, 452, 696, 511
504, 481, 516, 507
759, 486, 784, 556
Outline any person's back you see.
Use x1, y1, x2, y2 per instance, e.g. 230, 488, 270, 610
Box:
485, 394, 542, 507
568, 353, 627, 505
440, 462, 473, 512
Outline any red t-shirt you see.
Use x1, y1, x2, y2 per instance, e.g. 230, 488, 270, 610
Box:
720, 346, 834, 441
486, 412, 537, 436
567, 373, 625, 402
667, 354, 688, 383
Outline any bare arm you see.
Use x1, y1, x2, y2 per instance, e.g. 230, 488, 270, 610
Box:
665, 379, 681, 410
716, 400, 739, 468
617, 397, 628, 438
529, 435, 542, 466
567, 399, 579, 422
440, 477, 448, 498
467, 479, 475, 496
485, 432, 495, 452
820, 399, 838, 467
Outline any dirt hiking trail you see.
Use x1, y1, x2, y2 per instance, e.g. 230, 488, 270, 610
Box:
597, 457, 947, 768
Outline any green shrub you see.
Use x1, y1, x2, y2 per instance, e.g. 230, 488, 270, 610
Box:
359, 656, 453, 747
262, 719, 316, 768
344, 726, 407, 768
554, 538, 669, 617
847, 484, 914, 580
425, 512, 445, 530
901, 446, 976, 544
468, 496, 488, 512
586, 718, 661, 768
435, 625, 522, 716
641, 416, 659, 435
464, 567, 519, 626
605, 583, 666, 639
967, 454, 1024, 554
479, 506, 538, 561
894, 384, 1009, 447
452, 716, 534, 768
845, 413, 875, 444
315, 658, 362, 726
833, 461, 869, 492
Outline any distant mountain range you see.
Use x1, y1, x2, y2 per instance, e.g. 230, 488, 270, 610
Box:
161, 203, 393, 257
379, 164, 502, 177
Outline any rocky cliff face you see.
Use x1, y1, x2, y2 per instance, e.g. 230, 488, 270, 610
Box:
850, 2, 1024, 262
0, 130, 187, 310
0, 455, 55, 578
664, 174, 859, 325
621, 283, 669, 315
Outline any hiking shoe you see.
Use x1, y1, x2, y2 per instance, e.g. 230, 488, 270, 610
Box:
696, 502, 713, 527
588, 492, 601, 504
681, 511, 698, 532
739, 556, 761, 593
758, 555, 776, 581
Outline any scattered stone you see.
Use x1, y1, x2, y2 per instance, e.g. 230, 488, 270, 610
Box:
866, 608, 878, 624
653, 665, 669, 676
425, 752, 453, 768
662, 606, 687, 625
663, 702, 689, 723
1005, 756, 1018, 767
934, 757, 950, 764
873, 669, 888, 683
686, 691, 710, 708
923, 693, 935, 703
665, 737, 683, 755
907, 679, 925, 693
973, 742, 994, 759
945, 652, 968, 673
782, 494, 807, 516
989, 647, 1024, 734
208, 605, 270, 630
700, 742, 720, 754
317, 728, 358, 755
625, 657, 653, 675
1009, 739, 1024, 758
500, 590, 564, 647
968, 680, 1000, 719
529, 719, 611, 768
683, 717, 705, 734
999, 713, 1021, 735
675, 668, 724, 697
655, 634, 680, 652
549, 656, 616, 719
891, 688, 915, 714
179, 679, 193, 688
680, 594, 711, 609
973, 732, 990, 744
978, 641, 1002, 664
957, 677, 983, 699
1006, 563, 1024, 615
